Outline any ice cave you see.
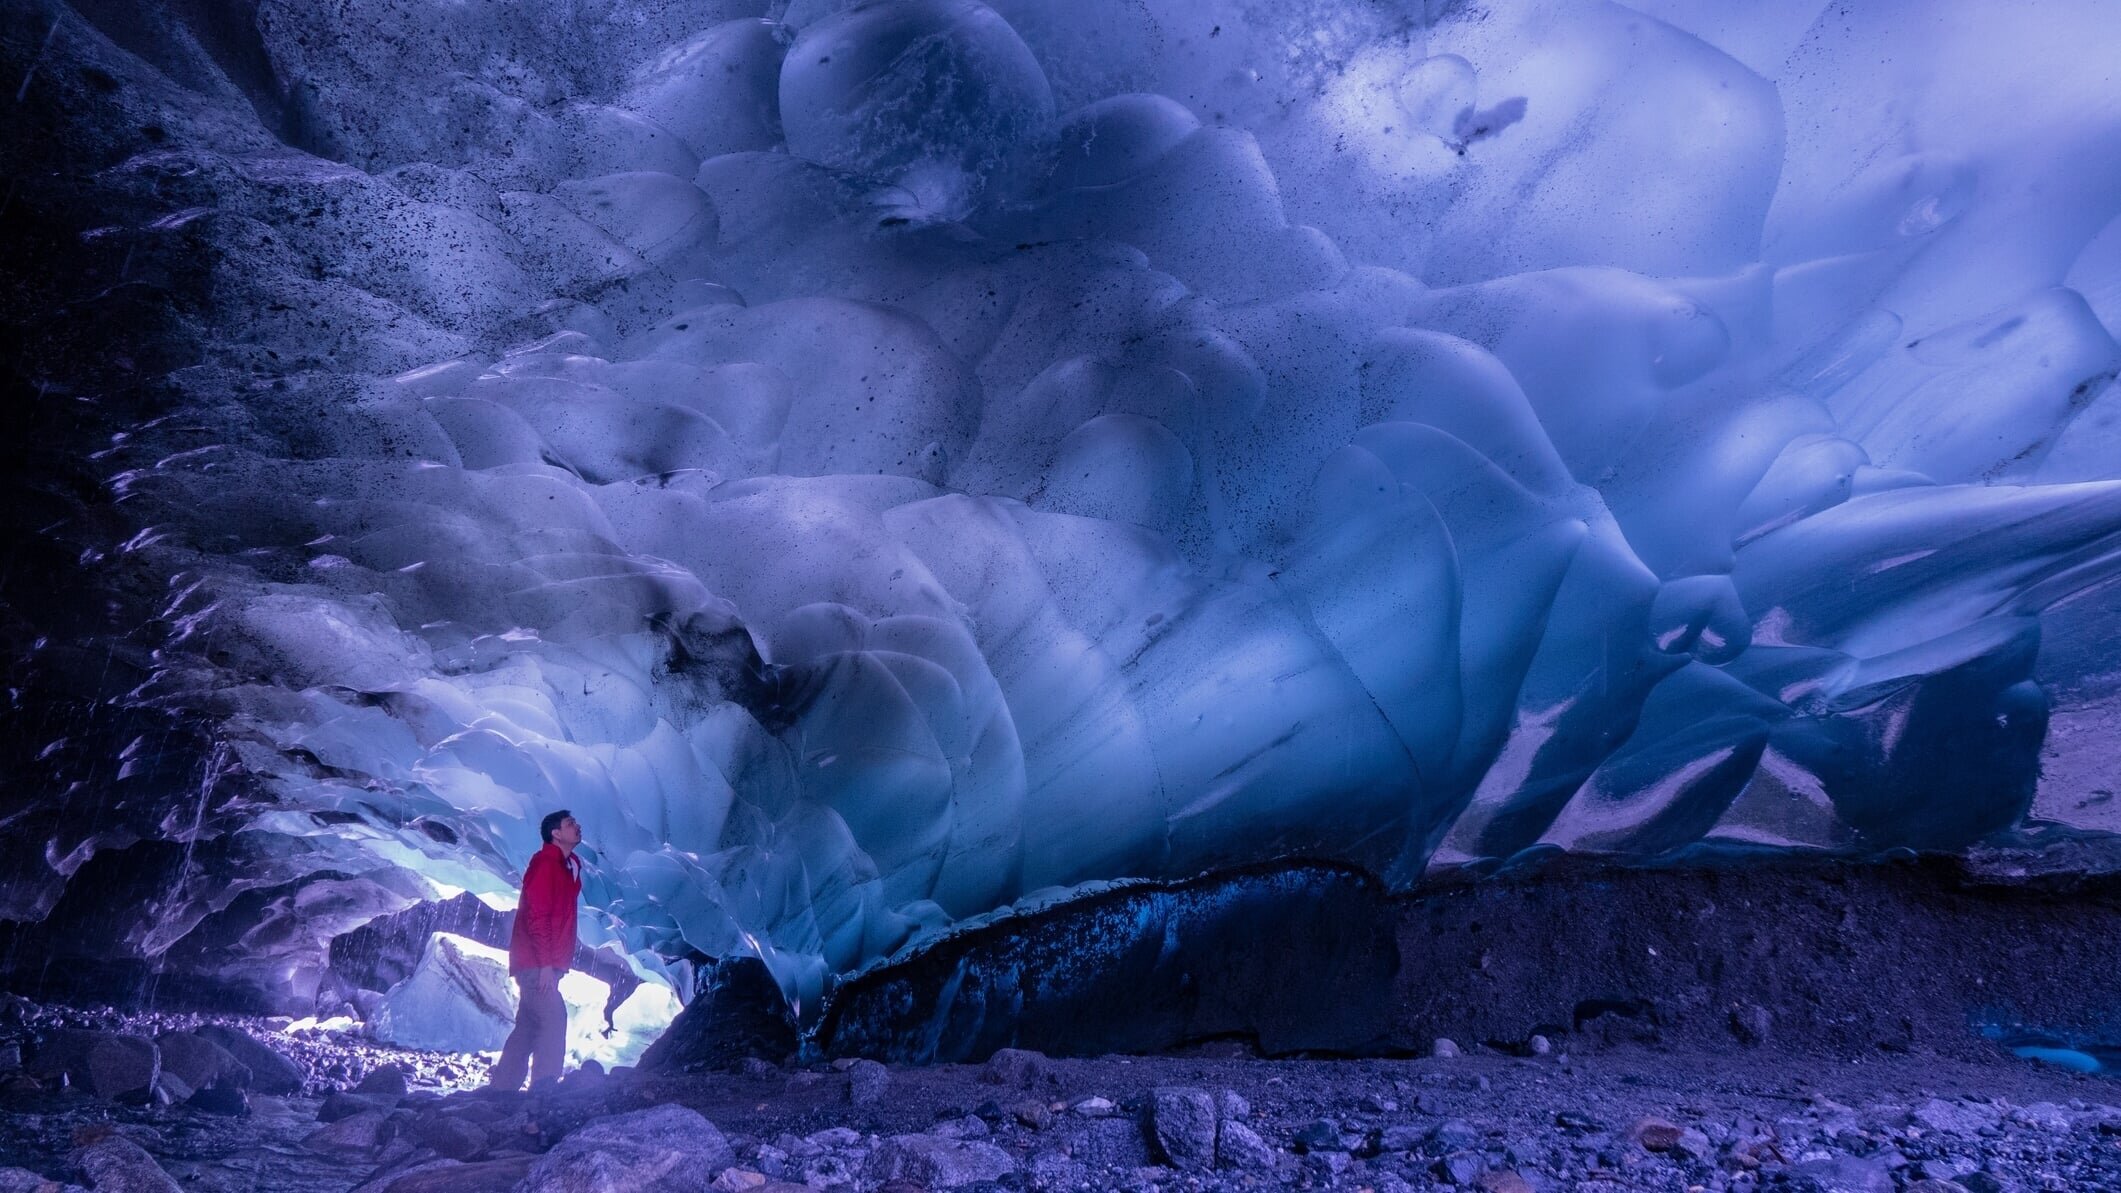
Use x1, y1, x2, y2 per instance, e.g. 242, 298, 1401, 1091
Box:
3, 0, 2121, 1185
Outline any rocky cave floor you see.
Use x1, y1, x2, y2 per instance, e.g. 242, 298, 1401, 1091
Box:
3, 996, 2120, 1193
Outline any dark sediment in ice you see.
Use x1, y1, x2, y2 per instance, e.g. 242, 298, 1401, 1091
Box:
816, 863, 1401, 1064
807, 851, 2121, 1065
637, 955, 800, 1072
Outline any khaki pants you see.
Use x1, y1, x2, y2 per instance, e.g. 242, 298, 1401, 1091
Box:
489, 967, 566, 1090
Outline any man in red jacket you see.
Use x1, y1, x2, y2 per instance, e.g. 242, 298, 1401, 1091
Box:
488, 809, 583, 1090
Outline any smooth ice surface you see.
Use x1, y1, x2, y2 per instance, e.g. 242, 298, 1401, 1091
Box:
19, 0, 2121, 1009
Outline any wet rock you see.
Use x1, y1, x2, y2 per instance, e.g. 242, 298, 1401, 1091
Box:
412, 1114, 489, 1160
1216, 1120, 1276, 1170
88, 1035, 160, 1101
519, 1104, 734, 1192
24, 1030, 161, 1101
845, 1058, 889, 1106
321, 1090, 400, 1121
979, 1047, 1048, 1087
358, 1064, 412, 1098
560, 1062, 608, 1094
1145, 1086, 1217, 1170
22, 1029, 94, 1085
307, 1109, 393, 1155
355, 1155, 536, 1193
147, 1071, 192, 1107
186, 1085, 251, 1117
151, 1033, 247, 1092
74, 1135, 181, 1193
863, 1135, 1015, 1188
193, 1025, 304, 1094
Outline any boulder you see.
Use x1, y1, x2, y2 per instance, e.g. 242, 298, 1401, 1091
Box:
187, 1086, 252, 1117
87, 1035, 160, 1100
357, 1065, 412, 1098
306, 1110, 393, 1155
845, 1059, 889, 1106
978, 1048, 1048, 1088
148, 1071, 193, 1107
863, 1135, 1016, 1189
517, 1104, 733, 1192
636, 956, 798, 1073
411, 1113, 490, 1160
75, 1135, 182, 1193
193, 1025, 304, 1094
154, 1032, 249, 1091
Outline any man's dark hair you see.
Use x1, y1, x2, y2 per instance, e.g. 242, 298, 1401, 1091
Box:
540, 809, 572, 844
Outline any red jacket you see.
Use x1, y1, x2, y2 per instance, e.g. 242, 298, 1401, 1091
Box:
508, 842, 581, 973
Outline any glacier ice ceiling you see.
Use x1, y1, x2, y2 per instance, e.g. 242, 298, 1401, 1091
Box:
3, 0, 2121, 1013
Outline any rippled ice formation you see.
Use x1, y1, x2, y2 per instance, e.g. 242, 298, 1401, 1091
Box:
20, 0, 2121, 1007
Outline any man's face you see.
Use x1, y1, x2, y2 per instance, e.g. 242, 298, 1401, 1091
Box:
553, 816, 582, 848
